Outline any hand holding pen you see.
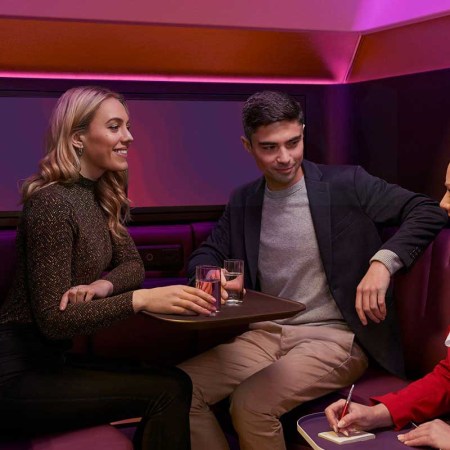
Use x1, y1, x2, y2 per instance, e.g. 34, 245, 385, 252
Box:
324, 385, 395, 434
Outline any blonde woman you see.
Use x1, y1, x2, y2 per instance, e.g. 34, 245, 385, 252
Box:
0, 86, 216, 449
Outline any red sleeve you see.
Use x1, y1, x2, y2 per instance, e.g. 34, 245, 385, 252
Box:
372, 340, 450, 429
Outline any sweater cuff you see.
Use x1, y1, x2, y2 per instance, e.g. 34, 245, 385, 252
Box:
371, 393, 408, 430
370, 249, 404, 275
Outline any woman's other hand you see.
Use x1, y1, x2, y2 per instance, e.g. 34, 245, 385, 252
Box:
132, 285, 217, 316
59, 279, 113, 310
398, 419, 450, 449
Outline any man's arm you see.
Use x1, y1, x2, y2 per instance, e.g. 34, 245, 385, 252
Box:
354, 166, 447, 268
353, 166, 447, 325
187, 203, 232, 284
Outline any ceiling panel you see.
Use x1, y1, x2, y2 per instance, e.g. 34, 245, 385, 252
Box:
348, 14, 450, 82
0, 18, 359, 82
1, 0, 450, 32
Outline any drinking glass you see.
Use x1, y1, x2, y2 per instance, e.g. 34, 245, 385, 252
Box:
195, 265, 221, 315
224, 259, 244, 305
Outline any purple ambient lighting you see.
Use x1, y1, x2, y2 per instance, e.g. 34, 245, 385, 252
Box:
0, 71, 338, 85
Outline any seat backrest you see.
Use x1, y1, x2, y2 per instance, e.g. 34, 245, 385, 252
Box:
128, 224, 193, 279
0, 230, 18, 306
191, 221, 217, 249
394, 227, 450, 377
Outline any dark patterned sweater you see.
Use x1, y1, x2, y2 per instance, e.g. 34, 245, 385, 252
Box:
0, 177, 144, 340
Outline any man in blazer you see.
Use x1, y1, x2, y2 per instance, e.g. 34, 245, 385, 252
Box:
179, 91, 448, 450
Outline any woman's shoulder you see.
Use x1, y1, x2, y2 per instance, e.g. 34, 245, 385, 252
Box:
23, 183, 74, 218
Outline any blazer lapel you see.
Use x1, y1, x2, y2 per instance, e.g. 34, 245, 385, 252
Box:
303, 160, 333, 280
244, 178, 265, 288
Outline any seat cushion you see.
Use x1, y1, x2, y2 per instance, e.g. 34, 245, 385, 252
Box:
0, 425, 133, 450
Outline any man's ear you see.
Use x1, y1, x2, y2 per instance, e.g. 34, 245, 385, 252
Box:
241, 136, 252, 154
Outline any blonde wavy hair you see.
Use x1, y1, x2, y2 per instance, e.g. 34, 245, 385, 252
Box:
21, 86, 131, 239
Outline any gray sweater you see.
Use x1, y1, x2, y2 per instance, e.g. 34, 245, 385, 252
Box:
258, 177, 346, 326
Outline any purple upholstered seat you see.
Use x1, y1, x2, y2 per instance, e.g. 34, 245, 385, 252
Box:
191, 221, 216, 248
0, 425, 133, 450
0, 230, 18, 299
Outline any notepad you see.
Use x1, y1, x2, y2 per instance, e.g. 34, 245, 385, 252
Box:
318, 430, 375, 444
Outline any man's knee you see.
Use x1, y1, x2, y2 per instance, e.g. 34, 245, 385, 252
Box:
230, 382, 269, 424
230, 383, 284, 445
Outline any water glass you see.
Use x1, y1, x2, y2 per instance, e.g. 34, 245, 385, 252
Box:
224, 259, 244, 304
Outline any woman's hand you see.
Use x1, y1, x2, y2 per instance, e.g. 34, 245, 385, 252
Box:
325, 399, 393, 434
132, 285, 217, 316
59, 279, 113, 310
398, 419, 450, 449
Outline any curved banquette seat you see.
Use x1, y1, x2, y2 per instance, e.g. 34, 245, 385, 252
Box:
0, 223, 449, 449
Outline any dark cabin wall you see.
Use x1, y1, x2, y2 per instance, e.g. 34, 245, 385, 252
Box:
1, 71, 449, 210
346, 68, 450, 201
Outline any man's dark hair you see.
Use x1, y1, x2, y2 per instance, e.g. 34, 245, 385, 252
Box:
242, 91, 304, 141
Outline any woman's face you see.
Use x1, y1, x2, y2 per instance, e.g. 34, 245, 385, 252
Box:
440, 162, 450, 217
77, 97, 133, 180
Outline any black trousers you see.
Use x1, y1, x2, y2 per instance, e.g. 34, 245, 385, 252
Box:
0, 325, 192, 450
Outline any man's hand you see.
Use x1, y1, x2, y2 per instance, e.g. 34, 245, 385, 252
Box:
398, 419, 450, 449
221, 268, 246, 303
325, 399, 393, 434
220, 269, 229, 304
355, 261, 391, 325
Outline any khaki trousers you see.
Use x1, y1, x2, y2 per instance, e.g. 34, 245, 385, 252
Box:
179, 322, 368, 450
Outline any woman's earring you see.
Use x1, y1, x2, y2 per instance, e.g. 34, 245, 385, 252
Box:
76, 146, 84, 157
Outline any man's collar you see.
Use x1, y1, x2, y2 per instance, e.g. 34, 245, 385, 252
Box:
302, 159, 322, 181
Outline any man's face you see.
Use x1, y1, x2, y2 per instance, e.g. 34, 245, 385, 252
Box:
242, 120, 304, 191
440, 162, 450, 216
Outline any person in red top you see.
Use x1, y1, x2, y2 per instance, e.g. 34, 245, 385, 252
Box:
326, 166, 450, 448
440, 162, 450, 216
325, 327, 450, 449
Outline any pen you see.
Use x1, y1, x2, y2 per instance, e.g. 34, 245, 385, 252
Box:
340, 384, 355, 420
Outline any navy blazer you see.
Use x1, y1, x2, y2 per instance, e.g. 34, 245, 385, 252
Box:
188, 160, 448, 376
